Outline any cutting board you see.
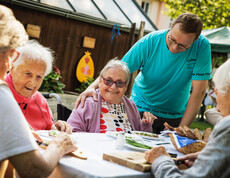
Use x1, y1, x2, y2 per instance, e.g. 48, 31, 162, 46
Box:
103, 152, 151, 172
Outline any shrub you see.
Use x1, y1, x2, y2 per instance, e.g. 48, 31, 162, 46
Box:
75, 77, 95, 93
39, 66, 66, 93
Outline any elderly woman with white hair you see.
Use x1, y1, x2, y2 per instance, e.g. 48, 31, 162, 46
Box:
145, 59, 230, 177
67, 59, 156, 133
0, 5, 76, 177
5, 40, 72, 133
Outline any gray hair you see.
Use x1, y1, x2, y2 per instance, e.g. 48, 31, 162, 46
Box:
0, 5, 28, 51
13, 40, 54, 76
213, 58, 230, 95
100, 58, 130, 82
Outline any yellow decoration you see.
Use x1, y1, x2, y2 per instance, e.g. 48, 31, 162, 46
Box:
76, 51, 94, 82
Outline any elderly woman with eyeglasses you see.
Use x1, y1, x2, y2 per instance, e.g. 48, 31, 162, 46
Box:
145, 59, 230, 177
4, 40, 72, 133
67, 59, 156, 133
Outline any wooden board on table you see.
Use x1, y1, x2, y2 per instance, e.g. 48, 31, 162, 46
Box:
103, 152, 151, 172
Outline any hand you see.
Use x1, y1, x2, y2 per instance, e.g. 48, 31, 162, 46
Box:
177, 152, 200, 167
75, 88, 98, 108
142, 112, 157, 125
51, 132, 77, 155
51, 120, 72, 134
145, 146, 170, 164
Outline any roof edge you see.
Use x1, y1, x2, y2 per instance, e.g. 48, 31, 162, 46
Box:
3, 0, 153, 34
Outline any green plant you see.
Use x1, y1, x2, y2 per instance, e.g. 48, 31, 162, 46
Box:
39, 67, 66, 93
75, 77, 95, 93
190, 118, 214, 131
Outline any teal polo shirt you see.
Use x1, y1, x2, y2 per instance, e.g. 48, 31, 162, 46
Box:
122, 30, 212, 118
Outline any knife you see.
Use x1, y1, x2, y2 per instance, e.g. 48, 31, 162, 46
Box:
173, 158, 185, 165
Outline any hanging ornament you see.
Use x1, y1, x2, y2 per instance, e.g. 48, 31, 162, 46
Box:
76, 51, 94, 82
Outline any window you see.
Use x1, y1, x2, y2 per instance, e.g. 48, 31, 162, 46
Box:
141, 1, 150, 15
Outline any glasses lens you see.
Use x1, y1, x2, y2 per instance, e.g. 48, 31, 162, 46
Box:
103, 78, 113, 86
116, 81, 126, 88
102, 77, 126, 88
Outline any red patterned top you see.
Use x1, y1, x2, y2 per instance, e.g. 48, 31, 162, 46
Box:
100, 99, 133, 133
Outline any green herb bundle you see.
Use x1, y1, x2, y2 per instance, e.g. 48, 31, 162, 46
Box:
125, 139, 152, 149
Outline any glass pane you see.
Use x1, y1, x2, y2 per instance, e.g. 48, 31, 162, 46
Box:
116, 0, 156, 31
41, 0, 73, 11
94, 0, 131, 26
69, 0, 104, 19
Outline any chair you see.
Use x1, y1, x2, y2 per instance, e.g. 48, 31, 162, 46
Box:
42, 93, 72, 121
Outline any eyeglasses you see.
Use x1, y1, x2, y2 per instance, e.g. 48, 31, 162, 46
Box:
102, 77, 127, 88
167, 30, 190, 51
11, 50, 20, 63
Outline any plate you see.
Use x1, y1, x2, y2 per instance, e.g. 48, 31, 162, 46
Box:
125, 143, 150, 152
105, 131, 119, 138
132, 131, 164, 140
105, 131, 133, 139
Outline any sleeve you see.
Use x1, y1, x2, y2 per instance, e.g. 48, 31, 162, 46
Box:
125, 98, 152, 132
46, 103, 54, 130
67, 100, 95, 132
152, 156, 183, 178
39, 94, 54, 130
192, 37, 212, 80
0, 86, 37, 161
121, 35, 150, 73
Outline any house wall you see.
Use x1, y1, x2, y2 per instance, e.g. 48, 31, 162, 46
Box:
3, 3, 134, 92
136, 0, 171, 30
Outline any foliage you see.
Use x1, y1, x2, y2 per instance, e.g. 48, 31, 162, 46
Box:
162, 0, 230, 29
39, 67, 66, 93
75, 77, 95, 93
190, 118, 214, 131
211, 53, 228, 68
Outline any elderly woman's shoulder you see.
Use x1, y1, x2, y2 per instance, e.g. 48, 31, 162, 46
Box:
85, 96, 97, 103
122, 95, 136, 106
36, 91, 50, 104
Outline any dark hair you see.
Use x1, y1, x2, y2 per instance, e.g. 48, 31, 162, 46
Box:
171, 13, 203, 40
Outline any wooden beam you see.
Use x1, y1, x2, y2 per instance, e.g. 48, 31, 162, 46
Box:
126, 21, 145, 97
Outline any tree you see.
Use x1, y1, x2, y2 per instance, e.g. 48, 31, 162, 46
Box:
162, 0, 230, 29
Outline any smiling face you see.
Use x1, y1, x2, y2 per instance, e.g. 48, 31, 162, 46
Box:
215, 89, 230, 117
10, 58, 46, 98
99, 67, 128, 104
166, 23, 196, 54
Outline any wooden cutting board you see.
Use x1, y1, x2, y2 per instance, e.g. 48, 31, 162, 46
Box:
103, 152, 151, 172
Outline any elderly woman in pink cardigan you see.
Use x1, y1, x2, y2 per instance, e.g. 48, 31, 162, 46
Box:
67, 59, 156, 133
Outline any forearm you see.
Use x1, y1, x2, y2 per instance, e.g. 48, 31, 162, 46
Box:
10, 142, 65, 177
180, 91, 205, 127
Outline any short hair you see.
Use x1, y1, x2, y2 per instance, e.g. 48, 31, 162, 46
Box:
13, 40, 54, 76
213, 58, 230, 95
0, 5, 28, 52
171, 13, 203, 40
100, 58, 131, 82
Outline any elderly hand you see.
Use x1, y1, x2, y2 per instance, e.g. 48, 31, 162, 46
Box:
51, 120, 72, 134
145, 146, 170, 164
142, 112, 157, 125
51, 132, 77, 155
177, 152, 200, 168
75, 88, 98, 108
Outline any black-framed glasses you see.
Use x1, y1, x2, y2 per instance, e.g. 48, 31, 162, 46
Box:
102, 77, 127, 88
168, 30, 190, 51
